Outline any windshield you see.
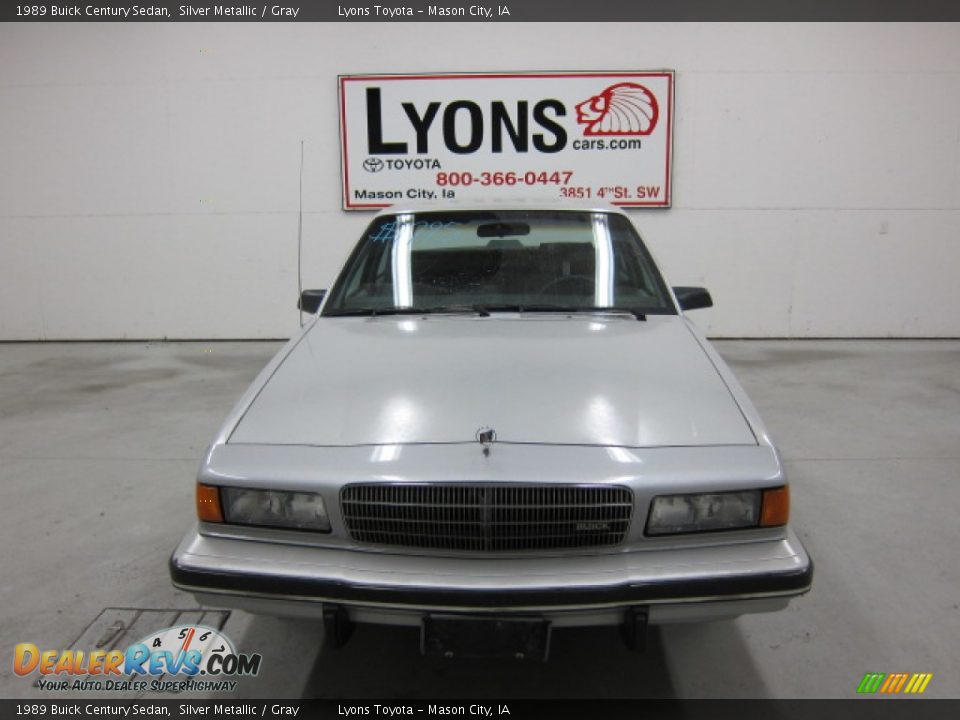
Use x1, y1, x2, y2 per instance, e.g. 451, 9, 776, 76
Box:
323, 210, 676, 316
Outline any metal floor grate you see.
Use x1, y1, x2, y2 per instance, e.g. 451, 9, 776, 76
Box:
66, 607, 230, 652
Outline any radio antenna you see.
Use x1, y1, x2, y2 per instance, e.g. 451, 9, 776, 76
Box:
297, 139, 305, 327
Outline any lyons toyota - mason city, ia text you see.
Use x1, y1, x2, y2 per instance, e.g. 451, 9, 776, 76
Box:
338, 6, 511, 18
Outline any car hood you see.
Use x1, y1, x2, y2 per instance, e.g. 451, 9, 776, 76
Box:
228, 315, 756, 448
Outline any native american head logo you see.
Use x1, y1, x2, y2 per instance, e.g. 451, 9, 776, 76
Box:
575, 83, 659, 136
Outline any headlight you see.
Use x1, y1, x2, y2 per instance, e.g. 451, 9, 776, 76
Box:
218, 487, 331, 532
646, 490, 761, 536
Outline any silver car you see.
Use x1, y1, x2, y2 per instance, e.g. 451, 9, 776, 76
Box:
170, 203, 812, 658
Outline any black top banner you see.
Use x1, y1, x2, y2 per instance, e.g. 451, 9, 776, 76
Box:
0, 700, 959, 720
4, 0, 960, 22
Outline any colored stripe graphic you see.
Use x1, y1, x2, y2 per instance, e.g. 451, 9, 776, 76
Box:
857, 673, 885, 694
884, 673, 909, 693
857, 672, 932, 694
906, 673, 933, 694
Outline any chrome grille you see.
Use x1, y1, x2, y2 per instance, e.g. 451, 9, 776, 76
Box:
341, 484, 633, 552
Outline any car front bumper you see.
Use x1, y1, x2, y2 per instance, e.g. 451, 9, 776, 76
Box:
169, 525, 813, 626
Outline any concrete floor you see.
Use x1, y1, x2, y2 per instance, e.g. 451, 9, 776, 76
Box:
1, 340, 957, 699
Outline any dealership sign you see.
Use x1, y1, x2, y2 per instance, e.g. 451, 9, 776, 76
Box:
339, 72, 674, 210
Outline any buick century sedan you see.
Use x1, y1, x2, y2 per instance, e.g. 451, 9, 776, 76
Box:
170, 203, 812, 658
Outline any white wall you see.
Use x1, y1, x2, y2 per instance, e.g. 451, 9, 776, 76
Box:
1, 22, 958, 339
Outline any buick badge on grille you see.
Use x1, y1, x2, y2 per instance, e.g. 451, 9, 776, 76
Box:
576, 521, 611, 532
476, 426, 496, 456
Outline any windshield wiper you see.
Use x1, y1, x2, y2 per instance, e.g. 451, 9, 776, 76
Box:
588, 306, 647, 321
430, 304, 491, 317
324, 305, 490, 318
325, 304, 645, 320
478, 304, 646, 321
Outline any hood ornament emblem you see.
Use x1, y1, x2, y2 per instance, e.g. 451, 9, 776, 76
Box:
476, 426, 496, 456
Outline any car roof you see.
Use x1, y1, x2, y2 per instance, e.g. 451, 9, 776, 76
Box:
373, 199, 629, 217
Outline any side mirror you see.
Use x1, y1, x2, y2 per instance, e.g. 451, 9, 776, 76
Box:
298, 289, 327, 314
673, 286, 713, 311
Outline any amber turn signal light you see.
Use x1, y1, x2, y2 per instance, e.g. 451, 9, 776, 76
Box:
759, 486, 790, 527
196, 483, 224, 523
